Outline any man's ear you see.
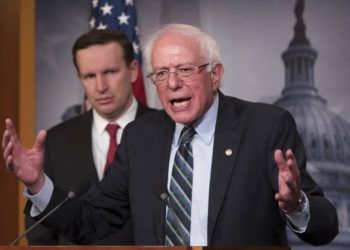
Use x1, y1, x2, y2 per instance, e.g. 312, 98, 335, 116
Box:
129, 59, 139, 82
211, 63, 224, 90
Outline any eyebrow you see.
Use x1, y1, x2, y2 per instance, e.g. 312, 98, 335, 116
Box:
154, 63, 196, 70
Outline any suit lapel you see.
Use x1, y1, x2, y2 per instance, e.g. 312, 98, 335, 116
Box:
207, 93, 242, 243
151, 112, 175, 244
77, 110, 99, 183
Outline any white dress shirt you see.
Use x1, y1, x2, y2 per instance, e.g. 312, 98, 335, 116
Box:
92, 96, 138, 180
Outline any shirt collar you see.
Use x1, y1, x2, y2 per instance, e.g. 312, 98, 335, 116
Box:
173, 94, 219, 146
93, 96, 138, 134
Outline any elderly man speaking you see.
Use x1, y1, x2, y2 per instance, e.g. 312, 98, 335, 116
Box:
2, 23, 337, 247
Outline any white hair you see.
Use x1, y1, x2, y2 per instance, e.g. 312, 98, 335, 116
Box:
143, 23, 222, 74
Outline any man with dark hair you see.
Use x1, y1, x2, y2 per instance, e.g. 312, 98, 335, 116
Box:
25, 29, 155, 245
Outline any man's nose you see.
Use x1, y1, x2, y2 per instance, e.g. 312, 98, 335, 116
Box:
96, 75, 108, 92
167, 71, 183, 90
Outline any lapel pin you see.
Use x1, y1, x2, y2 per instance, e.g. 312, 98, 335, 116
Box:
225, 149, 232, 156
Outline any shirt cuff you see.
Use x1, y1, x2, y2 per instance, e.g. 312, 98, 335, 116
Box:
285, 191, 310, 233
23, 174, 54, 217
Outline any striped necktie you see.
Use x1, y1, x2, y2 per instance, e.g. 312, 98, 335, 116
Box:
165, 126, 196, 246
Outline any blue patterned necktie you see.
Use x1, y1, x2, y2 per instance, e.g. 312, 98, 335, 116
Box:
165, 126, 196, 246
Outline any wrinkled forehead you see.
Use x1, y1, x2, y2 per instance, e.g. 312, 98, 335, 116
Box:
151, 33, 205, 67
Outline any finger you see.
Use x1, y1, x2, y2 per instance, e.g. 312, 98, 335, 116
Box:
5, 118, 12, 128
4, 118, 19, 143
285, 149, 300, 176
275, 193, 285, 202
280, 170, 300, 194
285, 149, 296, 168
283, 149, 301, 189
285, 148, 294, 159
278, 173, 299, 199
275, 189, 296, 204
279, 175, 300, 198
277, 149, 300, 184
5, 118, 16, 135
284, 177, 299, 193
3, 141, 14, 160
2, 130, 10, 149
274, 149, 287, 170
278, 176, 293, 194
33, 130, 47, 151
276, 188, 300, 212
275, 192, 291, 204
6, 155, 14, 173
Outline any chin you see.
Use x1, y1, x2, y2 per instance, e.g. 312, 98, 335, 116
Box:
171, 115, 195, 125
164, 106, 194, 124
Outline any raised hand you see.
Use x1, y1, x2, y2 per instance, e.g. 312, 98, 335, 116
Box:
274, 149, 302, 214
2, 118, 46, 194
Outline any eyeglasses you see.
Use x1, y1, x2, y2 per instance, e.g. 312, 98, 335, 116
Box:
147, 63, 210, 84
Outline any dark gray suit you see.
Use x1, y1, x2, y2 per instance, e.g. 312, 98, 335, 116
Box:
25, 103, 155, 245
29, 92, 338, 246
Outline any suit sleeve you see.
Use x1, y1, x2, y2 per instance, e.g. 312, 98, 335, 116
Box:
25, 130, 131, 244
24, 215, 58, 245
24, 134, 60, 245
267, 110, 338, 245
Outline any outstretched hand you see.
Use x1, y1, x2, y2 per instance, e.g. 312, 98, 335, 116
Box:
2, 118, 46, 194
274, 149, 302, 214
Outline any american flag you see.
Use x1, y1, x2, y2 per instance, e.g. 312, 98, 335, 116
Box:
89, 0, 147, 105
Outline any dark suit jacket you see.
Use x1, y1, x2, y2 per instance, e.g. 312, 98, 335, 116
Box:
30, 92, 338, 246
25, 103, 155, 245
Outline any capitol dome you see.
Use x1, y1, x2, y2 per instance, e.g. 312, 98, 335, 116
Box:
276, 93, 350, 165
274, 0, 350, 248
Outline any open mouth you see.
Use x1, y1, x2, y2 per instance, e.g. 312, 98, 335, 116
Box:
171, 97, 191, 107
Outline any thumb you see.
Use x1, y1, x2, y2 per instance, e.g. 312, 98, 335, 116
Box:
33, 130, 47, 151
